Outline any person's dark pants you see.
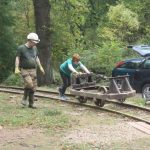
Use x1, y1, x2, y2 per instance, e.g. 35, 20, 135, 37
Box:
59, 70, 71, 96
22, 88, 29, 101
29, 89, 34, 107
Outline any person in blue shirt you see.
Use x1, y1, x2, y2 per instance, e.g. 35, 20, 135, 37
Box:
58, 53, 90, 100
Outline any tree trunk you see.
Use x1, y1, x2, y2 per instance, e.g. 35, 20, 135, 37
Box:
32, 0, 53, 86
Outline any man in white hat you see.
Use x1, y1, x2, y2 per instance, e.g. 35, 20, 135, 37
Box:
15, 33, 45, 108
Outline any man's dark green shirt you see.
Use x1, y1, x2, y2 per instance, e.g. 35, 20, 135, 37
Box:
17, 45, 38, 69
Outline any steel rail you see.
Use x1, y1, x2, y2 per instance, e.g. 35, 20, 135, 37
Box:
0, 86, 150, 125
0, 85, 150, 112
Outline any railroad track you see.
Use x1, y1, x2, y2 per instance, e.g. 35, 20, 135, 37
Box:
0, 85, 150, 125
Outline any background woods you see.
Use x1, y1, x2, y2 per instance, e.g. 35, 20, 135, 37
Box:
0, 0, 149, 85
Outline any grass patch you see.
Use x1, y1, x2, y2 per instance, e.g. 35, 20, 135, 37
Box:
0, 93, 69, 129
44, 109, 62, 116
127, 96, 146, 106
62, 143, 95, 150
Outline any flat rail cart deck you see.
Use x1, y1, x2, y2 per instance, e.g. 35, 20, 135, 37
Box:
70, 73, 136, 107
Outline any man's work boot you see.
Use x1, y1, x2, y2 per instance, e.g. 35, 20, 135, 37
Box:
21, 88, 29, 106
28, 89, 36, 109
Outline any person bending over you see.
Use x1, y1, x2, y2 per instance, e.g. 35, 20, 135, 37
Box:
58, 53, 90, 100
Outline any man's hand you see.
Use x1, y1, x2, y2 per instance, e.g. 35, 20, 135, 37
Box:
15, 67, 21, 74
39, 65, 45, 75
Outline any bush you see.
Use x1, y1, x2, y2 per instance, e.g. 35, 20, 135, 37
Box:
53, 69, 62, 85
76, 41, 123, 76
3, 74, 23, 86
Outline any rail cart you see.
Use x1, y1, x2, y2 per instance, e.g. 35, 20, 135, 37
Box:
70, 73, 136, 107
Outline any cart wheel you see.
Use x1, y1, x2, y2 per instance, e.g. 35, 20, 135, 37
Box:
94, 99, 105, 107
118, 98, 126, 103
78, 96, 87, 103
98, 86, 108, 94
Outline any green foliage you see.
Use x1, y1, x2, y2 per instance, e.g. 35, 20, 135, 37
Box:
50, 0, 150, 77
0, 0, 16, 81
53, 69, 62, 85
0, 0, 35, 83
3, 74, 23, 86
102, 3, 139, 42
96, 42, 122, 75
50, 0, 90, 66
108, 3, 139, 29
0, 0, 150, 83
121, 0, 150, 43
85, 41, 122, 75
11, 0, 35, 44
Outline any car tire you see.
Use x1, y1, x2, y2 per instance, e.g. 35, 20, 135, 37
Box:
142, 84, 150, 102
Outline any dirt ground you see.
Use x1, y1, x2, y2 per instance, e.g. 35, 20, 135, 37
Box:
0, 93, 150, 150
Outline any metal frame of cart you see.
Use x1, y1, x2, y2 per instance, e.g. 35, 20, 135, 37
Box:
70, 73, 136, 107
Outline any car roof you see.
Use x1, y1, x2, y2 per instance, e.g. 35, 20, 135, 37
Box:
124, 58, 144, 63
127, 45, 150, 57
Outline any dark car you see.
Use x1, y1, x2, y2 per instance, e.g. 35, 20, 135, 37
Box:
112, 45, 150, 101
112, 58, 144, 86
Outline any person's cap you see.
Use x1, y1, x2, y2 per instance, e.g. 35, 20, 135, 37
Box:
27, 32, 40, 43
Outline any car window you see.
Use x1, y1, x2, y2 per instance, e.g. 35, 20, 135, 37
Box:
120, 62, 140, 69
143, 60, 150, 69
